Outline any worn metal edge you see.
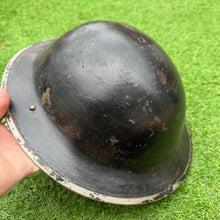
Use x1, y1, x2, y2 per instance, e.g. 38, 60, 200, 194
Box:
1, 44, 192, 205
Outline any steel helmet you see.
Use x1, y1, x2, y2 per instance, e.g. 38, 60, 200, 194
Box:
2, 21, 192, 205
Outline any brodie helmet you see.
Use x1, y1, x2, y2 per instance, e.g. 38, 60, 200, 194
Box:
2, 21, 192, 205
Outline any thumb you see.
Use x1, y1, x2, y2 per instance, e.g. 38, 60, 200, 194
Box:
0, 88, 10, 119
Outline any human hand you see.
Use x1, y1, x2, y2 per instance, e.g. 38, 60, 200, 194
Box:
0, 87, 39, 196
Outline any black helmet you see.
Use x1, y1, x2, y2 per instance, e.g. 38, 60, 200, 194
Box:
2, 21, 192, 205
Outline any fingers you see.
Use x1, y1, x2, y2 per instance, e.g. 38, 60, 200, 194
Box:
0, 88, 10, 119
0, 122, 40, 197
0, 87, 40, 197
0, 87, 40, 176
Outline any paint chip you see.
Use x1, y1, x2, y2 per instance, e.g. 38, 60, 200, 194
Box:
129, 119, 136, 124
154, 116, 161, 123
142, 106, 147, 112
110, 136, 119, 145
157, 70, 167, 85
145, 100, 149, 106
41, 88, 51, 106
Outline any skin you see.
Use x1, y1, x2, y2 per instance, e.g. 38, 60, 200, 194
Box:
0, 87, 39, 196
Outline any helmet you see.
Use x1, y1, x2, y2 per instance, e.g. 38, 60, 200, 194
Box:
2, 21, 192, 205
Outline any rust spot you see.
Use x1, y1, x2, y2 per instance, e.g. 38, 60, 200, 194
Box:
41, 88, 51, 106
157, 70, 167, 85
129, 119, 136, 124
154, 116, 161, 123
29, 105, 36, 111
